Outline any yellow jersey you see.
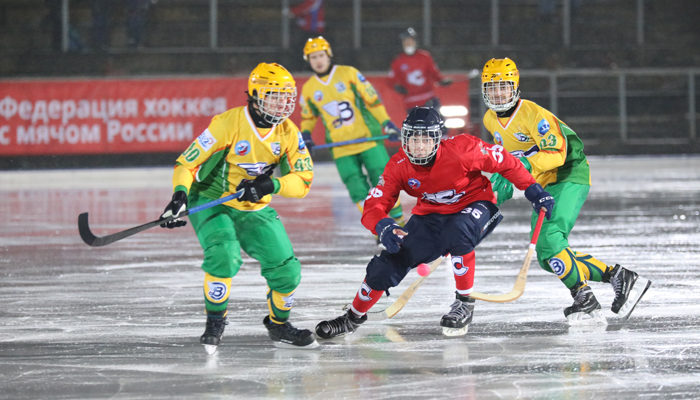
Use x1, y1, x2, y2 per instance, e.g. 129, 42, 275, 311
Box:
172, 105, 313, 211
300, 65, 392, 159
482, 99, 590, 188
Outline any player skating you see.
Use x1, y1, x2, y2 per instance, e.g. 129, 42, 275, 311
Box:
480, 57, 651, 324
299, 36, 405, 225
389, 27, 452, 113
315, 107, 554, 338
160, 62, 318, 353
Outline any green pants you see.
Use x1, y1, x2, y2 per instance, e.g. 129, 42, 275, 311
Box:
335, 145, 390, 204
188, 192, 301, 294
531, 181, 589, 272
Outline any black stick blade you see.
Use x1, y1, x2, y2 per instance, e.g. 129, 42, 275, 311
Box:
78, 212, 101, 246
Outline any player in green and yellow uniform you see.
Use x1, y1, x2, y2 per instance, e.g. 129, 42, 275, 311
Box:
299, 36, 404, 224
160, 63, 318, 352
480, 57, 650, 323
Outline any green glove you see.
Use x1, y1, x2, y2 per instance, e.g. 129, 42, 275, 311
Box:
490, 173, 514, 206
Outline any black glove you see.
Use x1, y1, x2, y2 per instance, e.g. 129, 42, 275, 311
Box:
439, 78, 453, 86
382, 121, 401, 142
375, 217, 406, 254
236, 174, 275, 203
160, 191, 188, 229
394, 84, 407, 94
301, 131, 315, 152
524, 183, 555, 219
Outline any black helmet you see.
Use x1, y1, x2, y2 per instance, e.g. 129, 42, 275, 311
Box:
401, 107, 445, 165
399, 27, 417, 40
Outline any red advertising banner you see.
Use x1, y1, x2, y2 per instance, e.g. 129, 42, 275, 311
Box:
0, 75, 468, 156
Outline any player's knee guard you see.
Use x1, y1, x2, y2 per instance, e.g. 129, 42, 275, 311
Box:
203, 272, 232, 312
365, 254, 410, 292
267, 288, 295, 323
202, 240, 242, 278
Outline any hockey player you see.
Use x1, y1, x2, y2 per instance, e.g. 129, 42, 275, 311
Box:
315, 107, 554, 338
300, 36, 405, 225
389, 27, 452, 113
480, 57, 651, 323
160, 62, 318, 352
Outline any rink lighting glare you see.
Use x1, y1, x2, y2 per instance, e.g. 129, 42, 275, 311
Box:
444, 118, 465, 129
440, 105, 468, 117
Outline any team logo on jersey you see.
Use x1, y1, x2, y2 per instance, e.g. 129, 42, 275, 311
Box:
514, 132, 530, 142
271, 142, 281, 156
400, 63, 409, 71
494, 131, 504, 145
197, 129, 217, 151
451, 255, 468, 276
335, 82, 346, 93
237, 162, 270, 176
358, 281, 373, 301
235, 140, 251, 156
314, 90, 324, 102
408, 178, 421, 189
548, 257, 566, 276
357, 72, 367, 82
422, 189, 465, 205
537, 119, 551, 136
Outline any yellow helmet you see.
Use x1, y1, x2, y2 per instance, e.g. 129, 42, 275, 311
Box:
248, 62, 297, 125
481, 58, 520, 112
303, 36, 333, 61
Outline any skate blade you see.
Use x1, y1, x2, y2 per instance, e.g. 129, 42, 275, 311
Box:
272, 339, 320, 350
619, 277, 651, 320
202, 344, 218, 355
442, 325, 469, 337
566, 309, 607, 326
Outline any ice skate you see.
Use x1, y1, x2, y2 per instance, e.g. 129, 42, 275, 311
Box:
564, 284, 607, 325
263, 316, 319, 349
608, 264, 651, 319
315, 310, 367, 339
200, 314, 228, 355
440, 293, 475, 337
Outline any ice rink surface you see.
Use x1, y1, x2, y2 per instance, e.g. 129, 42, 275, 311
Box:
1, 155, 699, 400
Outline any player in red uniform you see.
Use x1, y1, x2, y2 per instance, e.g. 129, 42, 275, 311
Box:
314, 107, 554, 338
389, 27, 453, 112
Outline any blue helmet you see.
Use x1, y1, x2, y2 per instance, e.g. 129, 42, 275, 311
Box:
401, 107, 445, 165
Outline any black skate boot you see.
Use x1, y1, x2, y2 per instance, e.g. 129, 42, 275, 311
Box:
606, 264, 651, 319
440, 292, 475, 337
315, 310, 367, 339
200, 313, 228, 355
263, 316, 319, 349
563, 284, 606, 325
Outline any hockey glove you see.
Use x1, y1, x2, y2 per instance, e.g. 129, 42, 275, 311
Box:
524, 183, 555, 220
394, 84, 407, 95
236, 174, 275, 203
489, 173, 514, 206
382, 121, 401, 142
301, 130, 315, 152
375, 217, 407, 254
160, 190, 188, 229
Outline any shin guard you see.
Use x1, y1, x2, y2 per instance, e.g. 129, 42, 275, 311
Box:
350, 280, 384, 315
452, 251, 476, 296
267, 288, 295, 323
203, 272, 232, 313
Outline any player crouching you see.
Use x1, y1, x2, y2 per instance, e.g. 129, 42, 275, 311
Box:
315, 107, 554, 339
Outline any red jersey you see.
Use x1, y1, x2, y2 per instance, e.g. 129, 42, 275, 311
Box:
362, 134, 536, 234
389, 49, 446, 109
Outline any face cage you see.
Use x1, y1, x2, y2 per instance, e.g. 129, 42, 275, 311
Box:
401, 126, 442, 165
482, 81, 520, 112
256, 87, 297, 125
